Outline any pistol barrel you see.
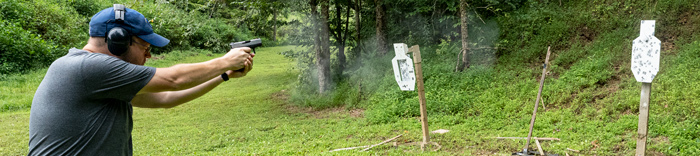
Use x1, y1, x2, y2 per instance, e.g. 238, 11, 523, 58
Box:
230, 38, 262, 49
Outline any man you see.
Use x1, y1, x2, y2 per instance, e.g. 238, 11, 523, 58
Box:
28, 5, 254, 155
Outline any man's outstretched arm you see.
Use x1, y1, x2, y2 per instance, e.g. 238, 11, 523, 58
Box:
137, 48, 252, 95
132, 63, 252, 108
131, 75, 224, 108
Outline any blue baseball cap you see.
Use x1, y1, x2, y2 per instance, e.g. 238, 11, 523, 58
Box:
89, 6, 169, 47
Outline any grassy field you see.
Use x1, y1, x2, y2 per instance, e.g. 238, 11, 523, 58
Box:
4, 0, 700, 155
1, 46, 477, 155
2, 45, 698, 155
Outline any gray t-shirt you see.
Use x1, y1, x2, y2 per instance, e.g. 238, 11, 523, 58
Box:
28, 48, 155, 156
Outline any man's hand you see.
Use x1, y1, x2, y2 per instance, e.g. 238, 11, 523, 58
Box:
223, 47, 253, 70
225, 52, 254, 78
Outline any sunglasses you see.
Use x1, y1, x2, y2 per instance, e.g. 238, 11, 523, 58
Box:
132, 41, 151, 53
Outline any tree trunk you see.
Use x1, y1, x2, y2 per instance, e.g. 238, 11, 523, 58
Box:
310, 0, 327, 94
317, 0, 332, 94
342, 3, 350, 61
456, 0, 470, 72
310, 0, 320, 55
354, 0, 362, 58
374, 0, 387, 56
272, 10, 278, 41
335, 4, 348, 75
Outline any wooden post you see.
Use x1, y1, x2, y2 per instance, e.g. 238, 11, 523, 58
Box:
535, 139, 545, 156
636, 82, 651, 156
631, 20, 660, 155
409, 45, 430, 148
524, 46, 551, 152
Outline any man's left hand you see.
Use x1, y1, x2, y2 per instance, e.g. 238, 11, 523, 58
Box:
226, 53, 254, 78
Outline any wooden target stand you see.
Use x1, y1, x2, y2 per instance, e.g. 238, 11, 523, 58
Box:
329, 44, 440, 152
501, 46, 558, 156
408, 45, 440, 151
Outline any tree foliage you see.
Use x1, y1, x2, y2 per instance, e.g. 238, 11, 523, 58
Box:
167, 0, 290, 43
0, 0, 287, 74
283, 0, 528, 98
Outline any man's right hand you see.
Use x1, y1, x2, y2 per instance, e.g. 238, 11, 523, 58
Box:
223, 47, 253, 70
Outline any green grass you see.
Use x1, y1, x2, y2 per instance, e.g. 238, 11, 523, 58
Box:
2, 42, 699, 155
0, 69, 47, 112
349, 1, 700, 155
4, 1, 700, 155
1, 46, 470, 155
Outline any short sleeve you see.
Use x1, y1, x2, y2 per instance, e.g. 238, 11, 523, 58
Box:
81, 54, 156, 102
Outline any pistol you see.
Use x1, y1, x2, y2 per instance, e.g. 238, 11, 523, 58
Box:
230, 38, 262, 54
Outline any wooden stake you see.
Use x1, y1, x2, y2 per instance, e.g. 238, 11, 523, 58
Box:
524, 46, 551, 152
361, 135, 403, 152
636, 82, 651, 156
541, 97, 546, 111
409, 45, 430, 147
535, 139, 545, 156
330, 134, 403, 152
329, 145, 370, 152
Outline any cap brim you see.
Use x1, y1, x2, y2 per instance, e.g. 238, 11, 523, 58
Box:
138, 33, 169, 47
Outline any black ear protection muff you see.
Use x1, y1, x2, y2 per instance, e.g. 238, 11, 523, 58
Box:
105, 4, 131, 56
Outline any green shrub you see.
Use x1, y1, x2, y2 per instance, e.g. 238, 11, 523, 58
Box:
0, 0, 88, 75
191, 19, 252, 53
0, 0, 88, 48
132, 2, 252, 54
67, 0, 104, 17
0, 20, 58, 75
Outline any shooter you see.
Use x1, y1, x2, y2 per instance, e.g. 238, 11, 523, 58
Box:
28, 4, 255, 155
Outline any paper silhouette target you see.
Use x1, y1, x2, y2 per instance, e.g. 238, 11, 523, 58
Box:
392, 43, 416, 91
631, 20, 661, 83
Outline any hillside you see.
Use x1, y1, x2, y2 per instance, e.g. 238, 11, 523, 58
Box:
347, 1, 700, 155
1, 0, 699, 155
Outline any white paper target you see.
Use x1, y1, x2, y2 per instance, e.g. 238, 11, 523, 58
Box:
631, 20, 661, 83
392, 43, 416, 91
